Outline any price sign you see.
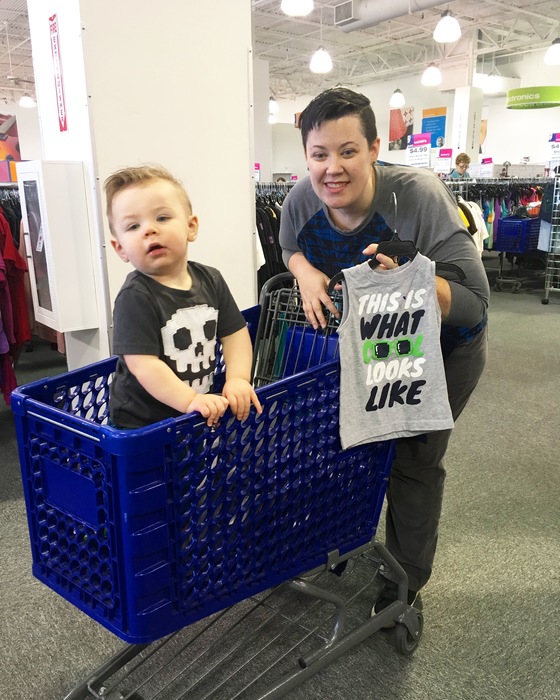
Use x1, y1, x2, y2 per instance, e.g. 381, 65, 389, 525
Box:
406, 133, 431, 167
549, 133, 560, 163
433, 148, 453, 174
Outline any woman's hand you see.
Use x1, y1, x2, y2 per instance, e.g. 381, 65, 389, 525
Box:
362, 243, 400, 270
289, 253, 339, 329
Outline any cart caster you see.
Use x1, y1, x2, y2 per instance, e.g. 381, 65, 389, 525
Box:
542, 298, 550, 305
512, 282, 521, 294
494, 282, 502, 292
394, 609, 423, 656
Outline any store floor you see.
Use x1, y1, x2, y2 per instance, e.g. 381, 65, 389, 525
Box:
1, 278, 559, 700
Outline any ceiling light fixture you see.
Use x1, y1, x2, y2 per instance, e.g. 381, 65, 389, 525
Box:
421, 63, 443, 87
433, 10, 461, 44
310, 6, 332, 74
281, 0, 314, 17
389, 89, 405, 108
544, 38, 560, 66
310, 47, 333, 73
18, 94, 36, 108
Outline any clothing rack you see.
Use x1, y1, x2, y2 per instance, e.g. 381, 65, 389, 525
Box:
445, 178, 549, 202
0, 184, 29, 405
0, 184, 21, 246
255, 182, 292, 292
542, 175, 560, 304
255, 180, 296, 197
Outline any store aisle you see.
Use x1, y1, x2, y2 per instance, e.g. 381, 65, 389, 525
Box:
1, 287, 559, 700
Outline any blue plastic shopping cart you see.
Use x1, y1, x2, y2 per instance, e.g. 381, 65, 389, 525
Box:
12, 273, 422, 699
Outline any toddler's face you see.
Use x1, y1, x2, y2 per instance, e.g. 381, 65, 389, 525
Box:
110, 179, 198, 280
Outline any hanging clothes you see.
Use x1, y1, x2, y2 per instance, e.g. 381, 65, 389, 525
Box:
337, 254, 453, 450
255, 182, 292, 292
0, 188, 32, 405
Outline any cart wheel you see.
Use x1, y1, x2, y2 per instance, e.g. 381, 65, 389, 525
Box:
494, 282, 502, 292
394, 609, 423, 656
512, 282, 521, 294
542, 298, 550, 305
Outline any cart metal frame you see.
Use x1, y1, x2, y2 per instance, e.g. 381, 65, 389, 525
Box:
62, 545, 421, 700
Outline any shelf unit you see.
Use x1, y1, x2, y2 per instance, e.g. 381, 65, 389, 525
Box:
542, 175, 560, 304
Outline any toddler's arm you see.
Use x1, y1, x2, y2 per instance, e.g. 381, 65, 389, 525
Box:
220, 328, 263, 421
124, 354, 228, 426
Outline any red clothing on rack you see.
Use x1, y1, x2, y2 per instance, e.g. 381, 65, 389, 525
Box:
0, 209, 31, 346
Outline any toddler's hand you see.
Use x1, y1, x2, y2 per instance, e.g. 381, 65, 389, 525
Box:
186, 393, 229, 427
222, 378, 263, 421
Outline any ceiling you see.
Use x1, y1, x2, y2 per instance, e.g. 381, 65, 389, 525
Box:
253, 0, 560, 98
0, 0, 558, 103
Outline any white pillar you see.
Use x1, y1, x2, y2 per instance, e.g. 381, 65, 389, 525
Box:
451, 86, 483, 164
27, 0, 256, 368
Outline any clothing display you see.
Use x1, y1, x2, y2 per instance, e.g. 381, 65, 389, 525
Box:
446, 179, 547, 251
0, 189, 30, 405
110, 260, 246, 429
338, 254, 453, 449
457, 196, 489, 255
255, 184, 291, 292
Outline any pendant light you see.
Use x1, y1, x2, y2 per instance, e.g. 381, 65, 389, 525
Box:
310, 48, 333, 74
310, 7, 332, 74
18, 94, 36, 108
421, 63, 442, 87
281, 0, 314, 17
389, 89, 405, 108
544, 38, 560, 66
433, 10, 461, 44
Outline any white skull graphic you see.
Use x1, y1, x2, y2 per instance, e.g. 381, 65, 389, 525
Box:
161, 305, 218, 392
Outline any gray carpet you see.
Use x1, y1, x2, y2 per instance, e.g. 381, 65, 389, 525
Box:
1, 261, 559, 700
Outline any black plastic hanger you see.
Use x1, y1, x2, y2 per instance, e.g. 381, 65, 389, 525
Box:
326, 237, 465, 294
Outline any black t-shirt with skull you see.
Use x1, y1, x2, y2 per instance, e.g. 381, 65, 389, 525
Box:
110, 261, 246, 428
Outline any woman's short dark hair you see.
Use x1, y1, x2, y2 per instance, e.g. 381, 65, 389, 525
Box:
299, 87, 378, 148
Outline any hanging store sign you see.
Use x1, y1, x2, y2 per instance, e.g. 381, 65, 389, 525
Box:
49, 14, 67, 132
506, 86, 560, 109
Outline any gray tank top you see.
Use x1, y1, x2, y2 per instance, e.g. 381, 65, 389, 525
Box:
337, 253, 454, 449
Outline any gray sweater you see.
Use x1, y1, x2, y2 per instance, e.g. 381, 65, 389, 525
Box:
279, 163, 489, 330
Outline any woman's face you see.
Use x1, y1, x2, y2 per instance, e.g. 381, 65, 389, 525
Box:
304, 115, 380, 218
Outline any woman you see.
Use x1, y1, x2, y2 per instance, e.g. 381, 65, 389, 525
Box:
279, 87, 489, 620
450, 152, 472, 179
